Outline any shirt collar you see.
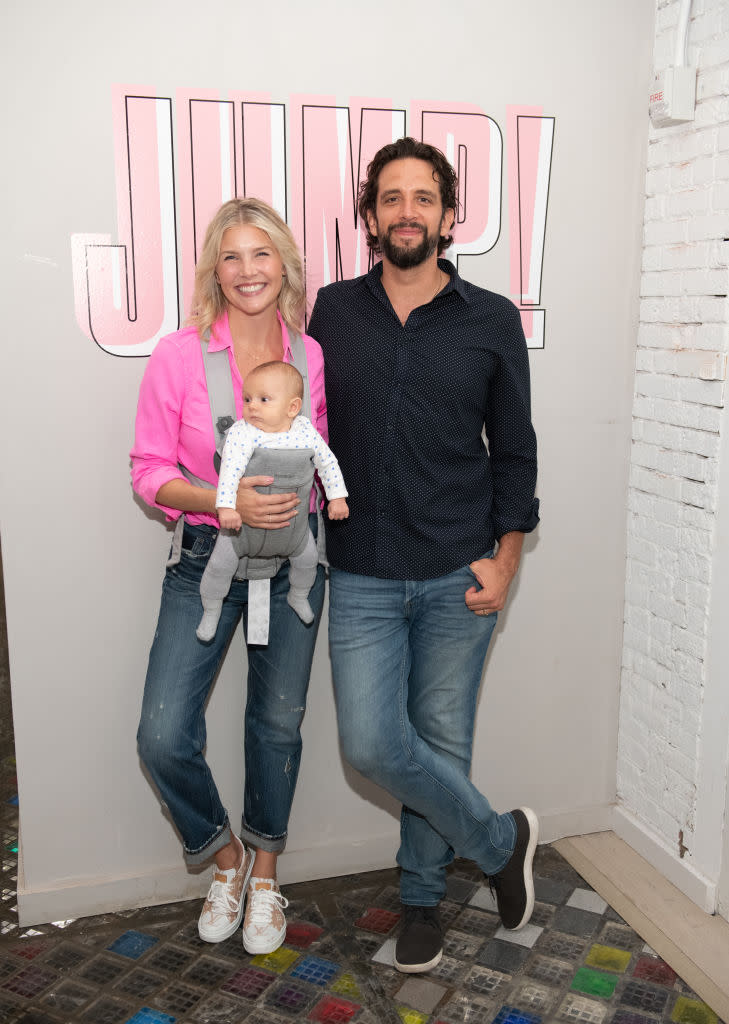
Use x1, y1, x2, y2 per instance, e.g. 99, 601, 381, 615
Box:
365, 257, 470, 304
207, 310, 292, 355
440, 259, 471, 303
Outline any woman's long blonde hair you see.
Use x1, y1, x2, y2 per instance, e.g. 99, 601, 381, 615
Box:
189, 198, 306, 337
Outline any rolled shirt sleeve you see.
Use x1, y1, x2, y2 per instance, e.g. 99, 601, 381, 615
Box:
485, 304, 540, 540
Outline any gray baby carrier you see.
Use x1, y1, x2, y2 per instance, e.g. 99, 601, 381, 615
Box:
169, 331, 323, 641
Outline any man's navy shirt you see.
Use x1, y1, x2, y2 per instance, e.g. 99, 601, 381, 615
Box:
308, 259, 539, 581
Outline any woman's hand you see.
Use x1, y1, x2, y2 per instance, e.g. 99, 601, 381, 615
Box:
236, 476, 300, 529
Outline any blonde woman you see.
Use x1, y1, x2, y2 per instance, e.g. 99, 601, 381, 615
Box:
132, 199, 326, 954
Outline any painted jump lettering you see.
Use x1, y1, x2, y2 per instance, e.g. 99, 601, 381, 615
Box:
71, 89, 555, 355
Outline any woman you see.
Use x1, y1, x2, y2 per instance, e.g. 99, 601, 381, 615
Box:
132, 198, 326, 955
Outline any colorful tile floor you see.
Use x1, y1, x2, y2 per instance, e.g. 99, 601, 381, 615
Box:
0, 816, 723, 1024
0, 552, 724, 1023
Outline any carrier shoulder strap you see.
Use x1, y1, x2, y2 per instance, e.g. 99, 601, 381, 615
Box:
288, 332, 310, 425
201, 334, 238, 473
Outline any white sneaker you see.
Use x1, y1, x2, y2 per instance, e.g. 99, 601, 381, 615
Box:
198, 839, 254, 942
242, 878, 289, 954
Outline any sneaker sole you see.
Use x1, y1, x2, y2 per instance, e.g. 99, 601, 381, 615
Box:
394, 948, 443, 974
509, 806, 539, 931
242, 928, 286, 955
198, 847, 254, 943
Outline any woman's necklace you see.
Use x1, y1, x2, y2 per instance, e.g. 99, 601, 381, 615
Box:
232, 316, 283, 379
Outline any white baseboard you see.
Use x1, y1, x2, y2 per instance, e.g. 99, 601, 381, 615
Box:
613, 805, 717, 912
17, 833, 401, 926
17, 805, 614, 926
18, 862, 214, 927
535, 802, 614, 844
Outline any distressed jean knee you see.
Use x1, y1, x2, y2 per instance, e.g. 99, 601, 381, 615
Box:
136, 709, 187, 778
136, 717, 157, 772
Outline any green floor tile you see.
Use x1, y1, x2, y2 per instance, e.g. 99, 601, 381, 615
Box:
585, 944, 632, 973
571, 967, 618, 999
672, 996, 718, 1024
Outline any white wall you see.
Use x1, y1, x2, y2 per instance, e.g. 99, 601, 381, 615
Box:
616, 0, 729, 913
1, 0, 654, 924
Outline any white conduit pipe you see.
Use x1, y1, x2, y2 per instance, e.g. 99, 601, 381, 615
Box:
674, 0, 692, 67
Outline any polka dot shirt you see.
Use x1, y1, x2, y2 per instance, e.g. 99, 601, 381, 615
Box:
216, 415, 348, 509
308, 259, 539, 581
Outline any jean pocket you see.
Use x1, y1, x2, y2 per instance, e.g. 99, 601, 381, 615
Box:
189, 535, 215, 558
164, 556, 203, 592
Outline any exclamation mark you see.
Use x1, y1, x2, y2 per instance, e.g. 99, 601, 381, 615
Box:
507, 108, 554, 349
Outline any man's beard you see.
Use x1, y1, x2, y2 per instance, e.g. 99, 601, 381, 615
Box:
379, 221, 440, 269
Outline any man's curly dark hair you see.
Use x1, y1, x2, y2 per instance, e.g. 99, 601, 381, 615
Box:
357, 137, 458, 256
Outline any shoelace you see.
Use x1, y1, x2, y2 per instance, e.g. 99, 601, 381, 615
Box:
247, 887, 289, 926
206, 878, 239, 916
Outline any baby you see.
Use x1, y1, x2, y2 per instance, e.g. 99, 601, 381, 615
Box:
197, 360, 348, 642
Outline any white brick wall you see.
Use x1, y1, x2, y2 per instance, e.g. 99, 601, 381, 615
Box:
617, 0, 729, 873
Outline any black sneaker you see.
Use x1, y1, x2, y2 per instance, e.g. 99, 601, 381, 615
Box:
489, 807, 539, 930
394, 905, 443, 973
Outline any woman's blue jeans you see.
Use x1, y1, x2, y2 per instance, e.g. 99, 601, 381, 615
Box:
329, 564, 516, 907
137, 518, 324, 865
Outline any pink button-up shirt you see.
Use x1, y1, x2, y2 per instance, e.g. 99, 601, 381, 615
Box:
130, 312, 327, 526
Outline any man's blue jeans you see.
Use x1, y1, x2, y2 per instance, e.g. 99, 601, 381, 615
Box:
137, 519, 324, 865
329, 564, 516, 906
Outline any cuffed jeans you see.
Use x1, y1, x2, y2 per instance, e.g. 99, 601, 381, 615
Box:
328, 563, 516, 906
137, 518, 324, 865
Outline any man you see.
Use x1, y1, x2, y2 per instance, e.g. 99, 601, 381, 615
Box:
308, 137, 539, 974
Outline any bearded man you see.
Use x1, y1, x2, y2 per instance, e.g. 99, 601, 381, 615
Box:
308, 137, 540, 974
